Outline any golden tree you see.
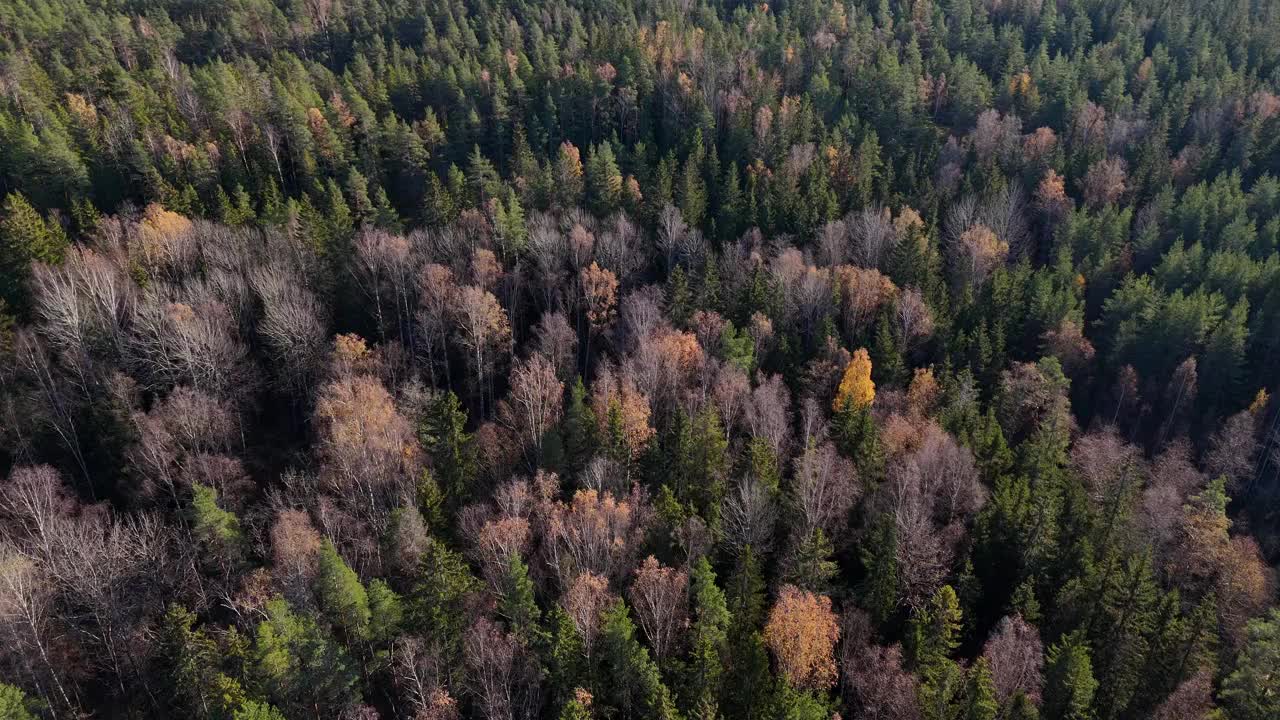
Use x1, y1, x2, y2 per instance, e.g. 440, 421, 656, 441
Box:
833, 347, 876, 412
763, 585, 840, 691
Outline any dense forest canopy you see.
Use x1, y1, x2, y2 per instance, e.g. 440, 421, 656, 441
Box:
2, 0, 1280, 718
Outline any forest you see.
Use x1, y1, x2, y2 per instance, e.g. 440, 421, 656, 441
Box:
1, 0, 1280, 718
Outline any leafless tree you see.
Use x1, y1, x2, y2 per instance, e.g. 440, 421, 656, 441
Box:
0, 542, 77, 716
464, 617, 539, 720
894, 288, 934, 352
842, 640, 920, 720
791, 441, 859, 539
393, 637, 459, 720
617, 285, 666, 353
722, 472, 779, 556
1150, 670, 1217, 720
453, 285, 512, 416
594, 213, 647, 285
657, 204, 706, 271
747, 373, 792, 460
12, 332, 95, 492
250, 263, 326, 396
628, 556, 689, 660
497, 353, 564, 468
531, 312, 578, 382
416, 264, 458, 387
710, 364, 750, 431
981, 614, 1044, 706
127, 386, 241, 505
1083, 156, 1127, 209
1203, 410, 1260, 492
848, 207, 898, 270
128, 289, 253, 398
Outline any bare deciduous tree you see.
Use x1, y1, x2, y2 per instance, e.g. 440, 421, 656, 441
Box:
981, 614, 1044, 706
497, 353, 564, 468
627, 556, 689, 660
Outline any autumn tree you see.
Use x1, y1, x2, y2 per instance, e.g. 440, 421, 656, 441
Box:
763, 585, 840, 692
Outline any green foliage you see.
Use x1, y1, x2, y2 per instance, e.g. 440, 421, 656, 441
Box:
231, 701, 286, 720
419, 391, 477, 509
597, 599, 682, 720
251, 598, 359, 717
0, 684, 37, 720
189, 483, 244, 561
157, 604, 245, 719
1042, 632, 1098, 720
965, 658, 999, 720
861, 513, 900, 627
681, 557, 731, 718
411, 537, 480, 662
1221, 609, 1280, 720
0, 192, 66, 311
314, 541, 371, 641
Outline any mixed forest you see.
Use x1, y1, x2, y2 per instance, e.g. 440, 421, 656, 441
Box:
3, 0, 1280, 718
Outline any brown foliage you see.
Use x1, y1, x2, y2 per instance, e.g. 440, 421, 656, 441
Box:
542, 486, 653, 588
580, 262, 619, 329
1040, 319, 1095, 375
270, 509, 322, 601
1150, 670, 1217, 720
562, 571, 614, 650
843, 640, 921, 720
314, 374, 418, 526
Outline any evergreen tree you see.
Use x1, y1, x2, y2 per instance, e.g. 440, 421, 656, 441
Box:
1221, 609, 1280, 720
861, 513, 900, 627
966, 658, 999, 720
597, 600, 682, 720
1042, 631, 1098, 720
314, 541, 371, 642
0, 192, 66, 311
419, 391, 477, 509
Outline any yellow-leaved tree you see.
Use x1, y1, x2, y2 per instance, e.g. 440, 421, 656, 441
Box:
833, 347, 875, 412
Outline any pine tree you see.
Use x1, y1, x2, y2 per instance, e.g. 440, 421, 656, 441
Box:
861, 513, 900, 627
966, 658, 999, 720
315, 541, 371, 641
157, 604, 245, 719
498, 553, 546, 646
0, 192, 67, 310
586, 142, 623, 216
189, 484, 245, 562
1221, 609, 1280, 720
412, 538, 479, 665
367, 579, 404, 646
419, 391, 477, 509
1042, 631, 1098, 720
597, 600, 682, 720
683, 557, 731, 719
784, 528, 839, 593
233, 701, 287, 720
0, 684, 37, 720
252, 598, 360, 717
563, 376, 598, 477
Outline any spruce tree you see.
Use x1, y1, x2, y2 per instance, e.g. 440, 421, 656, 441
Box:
1042, 631, 1098, 720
